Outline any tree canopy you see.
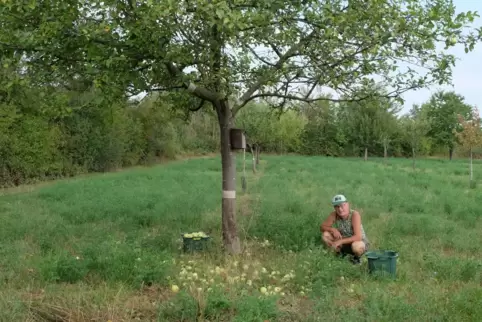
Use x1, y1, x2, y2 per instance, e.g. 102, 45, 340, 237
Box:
421, 90, 474, 159
1, 0, 481, 110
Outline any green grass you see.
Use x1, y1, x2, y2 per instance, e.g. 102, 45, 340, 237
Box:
1, 155, 481, 321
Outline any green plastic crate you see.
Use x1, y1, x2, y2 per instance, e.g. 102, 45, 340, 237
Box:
365, 250, 399, 278
181, 233, 210, 253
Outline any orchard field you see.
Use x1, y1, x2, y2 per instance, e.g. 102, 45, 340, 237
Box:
0, 155, 481, 321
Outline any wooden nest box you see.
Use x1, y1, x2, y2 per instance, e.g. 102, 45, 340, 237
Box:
230, 128, 246, 150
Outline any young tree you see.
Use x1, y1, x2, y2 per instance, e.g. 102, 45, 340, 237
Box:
236, 103, 276, 172
299, 99, 344, 156
341, 84, 399, 161
350, 102, 380, 161
400, 106, 431, 169
1, 0, 481, 253
376, 99, 401, 163
454, 107, 482, 185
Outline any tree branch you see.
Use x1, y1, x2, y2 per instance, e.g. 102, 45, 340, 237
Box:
245, 84, 418, 107
150, 85, 186, 91
232, 31, 316, 115
247, 45, 276, 67
164, 62, 223, 102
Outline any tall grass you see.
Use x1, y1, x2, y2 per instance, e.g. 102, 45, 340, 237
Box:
0, 155, 481, 321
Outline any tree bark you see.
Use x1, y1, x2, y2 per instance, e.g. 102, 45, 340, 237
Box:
412, 146, 416, 169
249, 144, 256, 173
470, 147, 473, 183
255, 144, 260, 165
364, 147, 368, 161
216, 99, 241, 254
383, 143, 388, 164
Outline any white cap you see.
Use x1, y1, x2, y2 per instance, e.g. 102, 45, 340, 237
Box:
331, 194, 347, 206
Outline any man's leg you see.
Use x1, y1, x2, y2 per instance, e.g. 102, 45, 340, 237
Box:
351, 241, 366, 256
322, 231, 335, 248
349, 241, 367, 264
323, 232, 349, 257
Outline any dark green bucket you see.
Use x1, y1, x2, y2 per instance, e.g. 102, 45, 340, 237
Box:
365, 250, 399, 278
182, 232, 210, 253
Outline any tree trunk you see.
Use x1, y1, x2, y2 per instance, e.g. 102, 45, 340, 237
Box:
249, 144, 256, 173
449, 148, 453, 160
212, 121, 216, 141
470, 147, 473, 182
255, 145, 260, 165
216, 99, 241, 254
412, 146, 416, 169
364, 147, 368, 161
383, 143, 388, 164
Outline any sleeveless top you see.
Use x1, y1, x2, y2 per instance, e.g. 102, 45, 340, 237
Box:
333, 209, 370, 248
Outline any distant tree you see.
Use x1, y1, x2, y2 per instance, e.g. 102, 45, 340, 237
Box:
299, 99, 345, 156
454, 106, 482, 186
236, 103, 276, 172
422, 91, 473, 159
377, 101, 402, 163
400, 105, 431, 169
342, 85, 400, 161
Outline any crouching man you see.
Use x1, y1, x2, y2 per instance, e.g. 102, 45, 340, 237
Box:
320, 194, 370, 264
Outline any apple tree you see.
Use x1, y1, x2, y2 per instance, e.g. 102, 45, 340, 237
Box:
1, 0, 481, 253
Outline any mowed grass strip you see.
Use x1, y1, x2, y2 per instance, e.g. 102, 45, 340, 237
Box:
0, 155, 481, 321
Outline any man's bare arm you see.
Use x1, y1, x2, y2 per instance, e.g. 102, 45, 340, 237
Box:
320, 212, 335, 232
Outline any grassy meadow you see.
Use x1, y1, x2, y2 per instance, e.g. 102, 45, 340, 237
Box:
0, 155, 481, 321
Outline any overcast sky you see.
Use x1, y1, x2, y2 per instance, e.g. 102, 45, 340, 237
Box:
398, 0, 482, 115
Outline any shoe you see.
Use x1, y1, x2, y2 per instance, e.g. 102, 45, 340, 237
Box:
336, 251, 347, 259
350, 256, 361, 265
